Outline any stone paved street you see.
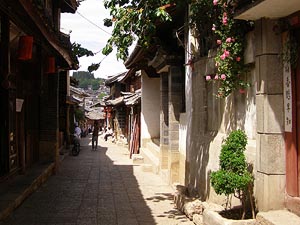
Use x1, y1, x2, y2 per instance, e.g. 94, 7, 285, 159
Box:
0, 135, 189, 225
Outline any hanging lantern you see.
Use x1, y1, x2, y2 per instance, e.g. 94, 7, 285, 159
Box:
18, 36, 33, 60
45, 57, 56, 74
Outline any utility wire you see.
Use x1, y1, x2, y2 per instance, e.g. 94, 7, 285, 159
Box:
76, 11, 111, 35
63, 0, 111, 35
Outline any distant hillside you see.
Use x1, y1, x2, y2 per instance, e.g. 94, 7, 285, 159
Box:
72, 71, 105, 90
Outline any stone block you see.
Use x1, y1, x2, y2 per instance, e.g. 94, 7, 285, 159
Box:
256, 94, 283, 134
141, 164, 153, 173
264, 95, 284, 133
255, 18, 281, 56
256, 210, 300, 225
203, 209, 256, 225
244, 31, 255, 64
257, 134, 285, 174
256, 95, 264, 132
169, 122, 179, 131
205, 49, 217, 75
131, 154, 144, 164
193, 214, 203, 225
195, 58, 207, 75
168, 151, 180, 183
183, 199, 203, 220
177, 221, 195, 225
179, 152, 187, 185
256, 55, 283, 94
255, 172, 285, 212
285, 194, 300, 217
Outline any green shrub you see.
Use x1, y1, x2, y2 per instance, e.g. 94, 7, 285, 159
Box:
210, 130, 254, 218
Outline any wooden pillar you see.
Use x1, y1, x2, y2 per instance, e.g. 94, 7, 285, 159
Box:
0, 15, 10, 176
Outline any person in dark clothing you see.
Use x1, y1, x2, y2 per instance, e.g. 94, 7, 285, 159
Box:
92, 121, 99, 150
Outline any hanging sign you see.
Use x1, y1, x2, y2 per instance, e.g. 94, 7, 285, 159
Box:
16, 98, 24, 112
18, 36, 33, 60
283, 63, 292, 132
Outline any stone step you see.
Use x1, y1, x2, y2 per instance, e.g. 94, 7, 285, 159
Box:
255, 210, 300, 225
146, 140, 160, 158
140, 147, 159, 174
141, 163, 153, 173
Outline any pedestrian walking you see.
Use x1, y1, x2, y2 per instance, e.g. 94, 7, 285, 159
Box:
92, 121, 99, 150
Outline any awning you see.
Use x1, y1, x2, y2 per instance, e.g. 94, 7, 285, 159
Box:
85, 110, 105, 120
66, 95, 81, 105
121, 89, 141, 106
106, 96, 124, 106
105, 72, 127, 86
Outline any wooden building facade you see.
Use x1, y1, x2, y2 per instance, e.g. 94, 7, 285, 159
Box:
0, 0, 78, 179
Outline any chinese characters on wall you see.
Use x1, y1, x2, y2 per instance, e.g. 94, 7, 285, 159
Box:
283, 62, 292, 132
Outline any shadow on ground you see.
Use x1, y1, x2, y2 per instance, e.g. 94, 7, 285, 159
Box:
0, 135, 188, 225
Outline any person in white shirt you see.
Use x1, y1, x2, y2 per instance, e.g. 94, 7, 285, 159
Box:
74, 122, 82, 138
104, 127, 113, 141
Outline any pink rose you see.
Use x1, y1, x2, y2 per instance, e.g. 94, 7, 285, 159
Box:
214, 75, 219, 80
226, 37, 232, 43
220, 54, 226, 60
206, 75, 211, 81
217, 40, 222, 45
220, 74, 226, 80
213, 0, 218, 5
222, 13, 228, 25
236, 57, 241, 62
224, 50, 230, 57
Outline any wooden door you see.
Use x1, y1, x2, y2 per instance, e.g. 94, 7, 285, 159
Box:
296, 35, 300, 196
285, 30, 300, 197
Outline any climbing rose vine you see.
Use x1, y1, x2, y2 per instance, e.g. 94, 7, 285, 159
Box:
207, 0, 251, 97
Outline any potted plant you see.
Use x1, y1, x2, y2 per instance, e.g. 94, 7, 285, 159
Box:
210, 129, 255, 219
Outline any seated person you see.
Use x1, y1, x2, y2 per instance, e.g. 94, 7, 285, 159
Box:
74, 122, 81, 138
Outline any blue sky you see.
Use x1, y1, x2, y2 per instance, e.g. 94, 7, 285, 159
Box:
61, 0, 126, 78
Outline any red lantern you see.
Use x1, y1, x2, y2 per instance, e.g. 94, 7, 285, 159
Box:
18, 36, 33, 60
45, 57, 56, 74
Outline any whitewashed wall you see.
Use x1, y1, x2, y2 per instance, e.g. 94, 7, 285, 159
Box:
141, 71, 160, 147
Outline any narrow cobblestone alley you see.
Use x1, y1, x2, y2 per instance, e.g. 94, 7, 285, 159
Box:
0, 135, 190, 225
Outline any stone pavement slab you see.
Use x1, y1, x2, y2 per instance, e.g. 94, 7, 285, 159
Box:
0, 134, 190, 225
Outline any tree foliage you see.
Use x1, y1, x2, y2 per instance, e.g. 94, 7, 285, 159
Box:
102, 0, 187, 61
72, 71, 105, 90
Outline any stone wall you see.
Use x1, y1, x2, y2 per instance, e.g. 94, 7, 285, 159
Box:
184, 30, 257, 206
254, 18, 285, 211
